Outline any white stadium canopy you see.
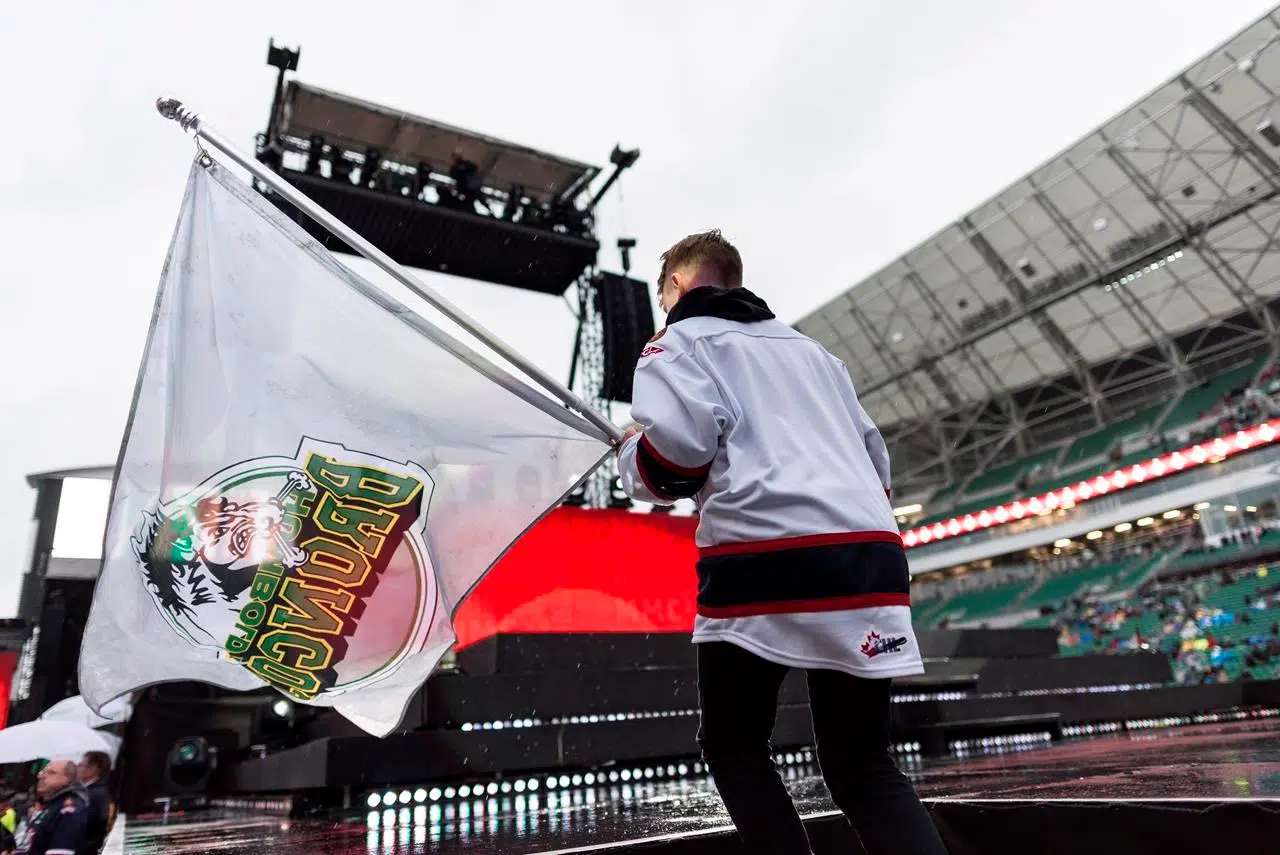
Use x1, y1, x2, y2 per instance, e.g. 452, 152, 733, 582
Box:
797, 10, 1280, 496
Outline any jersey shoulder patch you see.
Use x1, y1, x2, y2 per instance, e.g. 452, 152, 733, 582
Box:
639, 344, 665, 359
648, 327, 666, 343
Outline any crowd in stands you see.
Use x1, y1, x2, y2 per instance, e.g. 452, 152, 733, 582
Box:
1052, 564, 1280, 685
913, 507, 1280, 688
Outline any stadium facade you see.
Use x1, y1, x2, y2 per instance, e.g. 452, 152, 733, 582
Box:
796, 10, 1280, 582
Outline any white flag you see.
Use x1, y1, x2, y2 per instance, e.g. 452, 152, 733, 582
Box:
79, 159, 610, 736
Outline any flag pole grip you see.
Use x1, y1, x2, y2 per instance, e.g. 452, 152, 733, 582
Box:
155, 97, 625, 444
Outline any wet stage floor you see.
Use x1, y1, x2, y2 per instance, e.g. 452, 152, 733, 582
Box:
121, 718, 1280, 854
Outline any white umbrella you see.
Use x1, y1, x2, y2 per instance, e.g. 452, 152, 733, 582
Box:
0, 720, 118, 764
39, 695, 131, 730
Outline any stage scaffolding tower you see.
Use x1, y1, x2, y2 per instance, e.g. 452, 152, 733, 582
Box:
573, 273, 615, 508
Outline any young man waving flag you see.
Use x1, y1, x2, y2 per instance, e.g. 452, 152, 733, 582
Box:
615, 231, 947, 855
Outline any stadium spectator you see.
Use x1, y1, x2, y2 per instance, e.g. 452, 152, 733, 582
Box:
0, 793, 16, 855
76, 753, 113, 855
22, 758, 88, 855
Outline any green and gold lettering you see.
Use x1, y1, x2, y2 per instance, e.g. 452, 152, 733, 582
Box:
297, 537, 373, 588
268, 578, 354, 636
246, 656, 320, 697
259, 629, 333, 671
250, 572, 282, 603
225, 630, 254, 658
312, 492, 398, 556
305, 454, 422, 508
238, 601, 267, 628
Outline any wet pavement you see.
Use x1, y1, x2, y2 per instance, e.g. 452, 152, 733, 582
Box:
121, 718, 1280, 853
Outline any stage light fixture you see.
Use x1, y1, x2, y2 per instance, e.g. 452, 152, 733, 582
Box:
305, 134, 324, 174
363, 147, 382, 187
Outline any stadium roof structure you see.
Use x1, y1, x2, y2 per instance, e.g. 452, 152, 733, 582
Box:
798, 10, 1280, 497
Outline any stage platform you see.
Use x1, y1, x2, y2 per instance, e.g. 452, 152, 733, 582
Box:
123, 717, 1280, 854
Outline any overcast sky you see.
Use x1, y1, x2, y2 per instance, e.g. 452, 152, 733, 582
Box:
0, 0, 1275, 615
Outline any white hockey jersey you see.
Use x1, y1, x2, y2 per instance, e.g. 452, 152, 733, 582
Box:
616, 286, 923, 679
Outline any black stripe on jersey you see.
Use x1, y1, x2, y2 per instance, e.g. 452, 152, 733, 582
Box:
636, 435, 710, 499
695, 539, 911, 619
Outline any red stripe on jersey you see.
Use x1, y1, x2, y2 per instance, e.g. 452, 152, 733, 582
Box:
697, 592, 910, 618
699, 530, 904, 557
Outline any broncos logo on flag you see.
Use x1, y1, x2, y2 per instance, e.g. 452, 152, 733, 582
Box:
130, 438, 439, 701
136, 471, 313, 629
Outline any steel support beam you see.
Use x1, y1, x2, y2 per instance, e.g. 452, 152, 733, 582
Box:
1031, 185, 1187, 386
846, 304, 955, 410
853, 186, 1272, 402
959, 217, 1105, 425
1178, 76, 1280, 191
1104, 144, 1276, 337
905, 270, 1006, 401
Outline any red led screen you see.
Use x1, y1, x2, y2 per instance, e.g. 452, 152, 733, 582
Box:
453, 424, 1280, 649
454, 508, 699, 648
0, 652, 17, 729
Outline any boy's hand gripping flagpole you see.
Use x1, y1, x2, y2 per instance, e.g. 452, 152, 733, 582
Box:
155, 96, 625, 445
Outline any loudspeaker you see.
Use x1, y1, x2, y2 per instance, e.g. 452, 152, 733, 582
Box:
594, 272, 656, 403
14, 578, 95, 723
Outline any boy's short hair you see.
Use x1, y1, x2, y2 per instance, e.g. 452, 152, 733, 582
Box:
657, 230, 743, 294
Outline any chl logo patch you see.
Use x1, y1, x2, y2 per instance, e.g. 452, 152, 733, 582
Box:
860, 627, 908, 659
132, 437, 438, 702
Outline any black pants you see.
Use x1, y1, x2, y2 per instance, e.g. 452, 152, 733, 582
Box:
696, 641, 948, 855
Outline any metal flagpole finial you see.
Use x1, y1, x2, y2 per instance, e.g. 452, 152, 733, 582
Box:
155, 97, 202, 133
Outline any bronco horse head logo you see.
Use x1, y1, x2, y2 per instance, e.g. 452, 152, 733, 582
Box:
130, 439, 437, 701
134, 470, 314, 644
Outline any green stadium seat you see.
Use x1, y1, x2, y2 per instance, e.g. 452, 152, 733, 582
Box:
1018, 559, 1134, 613
919, 578, 1036, 627
963, 448, 1061, 498
1061, 402, 1165, 467
1159, 355, 1270, 435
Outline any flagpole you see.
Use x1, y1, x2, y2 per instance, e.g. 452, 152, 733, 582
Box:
155, 97, 625, 444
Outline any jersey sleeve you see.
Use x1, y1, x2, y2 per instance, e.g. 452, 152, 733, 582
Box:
831, 357, 893, 499
617, 346, 727, 505
45, 802, 87, 855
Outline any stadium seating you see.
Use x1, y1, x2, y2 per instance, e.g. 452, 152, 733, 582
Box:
1017, 559, 1136, 613
916, 555, 1162, 630
923, 578, 1037, 626
906, 352, 1274, 528
915, 531, 1280, 683
1160, 355, 1270, 435
1165, 531, 1280, 575
1059, 404, 1163, 468
962, 448, 1060, 498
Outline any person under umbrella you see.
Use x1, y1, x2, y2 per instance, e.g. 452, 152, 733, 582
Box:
21, 759, 87, 855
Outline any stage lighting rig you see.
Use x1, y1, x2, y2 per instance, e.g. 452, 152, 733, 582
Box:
252, 40, 638, 296
617, 238, 637, 275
